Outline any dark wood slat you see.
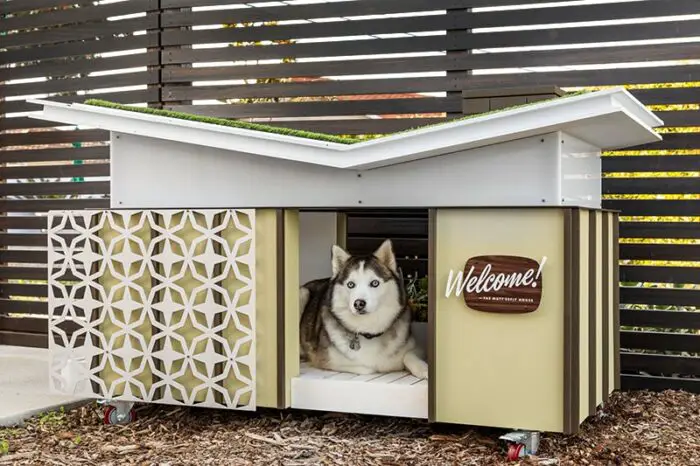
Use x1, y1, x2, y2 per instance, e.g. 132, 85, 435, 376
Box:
655, 111, 700, 128
620, 244, 700, 261
163, 43, 700, 83
603, 200, 700, 217
620, 287, 700, 307
0, 89, 158, 115
161, 0, 696, 46
0, 316, 48, 334
2, 0, 91, 15
0, 250, 49, 265
622, 352, 700, 377
461, 65, 700, 91
0, 198, 109, 213
630, 87, 700, 106
347, 217, 429, 237
165, 77, 462, 102
162, 0, 465, 28
621, 330, 700, 353
0, 147, 109, 164
0, 163, 109, 180
164, 56, 454, 83
396, 259, 428, 279
620, 222, 700, 240
164, 35, 450, 67
603, 156, 700, 173
621, 309, 700, 330
466, 21, 700, 58
621, 374, 700, 394
346, 237, 427, 258
0, 32, 157, 66
344, 210, 428, 218
0, 284, 51, 299
0, 299, 48, 316
0, 118, 60, 131
161, 0, 259, 7
1, 130, 108, 148
1, 0, 152, 33
166, 98, 459, 119
0, 267, 77, 281
603, 178, 700, 195
463, 0, 698, 29
621, 266, 700, 284
0, 216, 49, 231
3, 51, 159, 82
0, 234, 52, 248
2, 70, 160, 100
163, 20, 700, 68
161, 14, 469, 47
160, 0, 545, 8
628, 133, 700, 151
0, 181, 110, 197
3, 16, 158, 49
0, 331, 48, 348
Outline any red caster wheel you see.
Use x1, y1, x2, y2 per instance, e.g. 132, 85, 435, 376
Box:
103, 405, 136, 425
507, 443, 524, 461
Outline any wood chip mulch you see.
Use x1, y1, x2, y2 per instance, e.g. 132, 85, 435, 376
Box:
0, 390, 698, 466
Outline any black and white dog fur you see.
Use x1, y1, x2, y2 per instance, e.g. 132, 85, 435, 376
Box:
299, 239, 428, 379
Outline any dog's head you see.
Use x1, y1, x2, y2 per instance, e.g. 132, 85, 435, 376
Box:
329, 239, 403, 317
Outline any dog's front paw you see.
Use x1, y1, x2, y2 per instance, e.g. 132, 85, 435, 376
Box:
411, 361, 429, 380
404, 354, 428, 380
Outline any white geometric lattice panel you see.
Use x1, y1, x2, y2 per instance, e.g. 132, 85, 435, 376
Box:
47, 209, 256, 410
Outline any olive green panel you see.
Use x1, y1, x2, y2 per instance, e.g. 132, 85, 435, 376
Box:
434, 208, 566, 433
284, 210, 300, 407
254, 209, 280, 408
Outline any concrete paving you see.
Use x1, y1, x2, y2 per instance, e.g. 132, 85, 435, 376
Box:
0, 345, 88, 427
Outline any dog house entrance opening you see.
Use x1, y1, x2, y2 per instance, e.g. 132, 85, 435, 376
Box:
292, 210, 429, 420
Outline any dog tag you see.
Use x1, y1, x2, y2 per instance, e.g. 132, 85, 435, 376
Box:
349, 334, 360, 351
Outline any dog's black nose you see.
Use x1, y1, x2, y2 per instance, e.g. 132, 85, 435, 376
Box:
353, 299, 366, 311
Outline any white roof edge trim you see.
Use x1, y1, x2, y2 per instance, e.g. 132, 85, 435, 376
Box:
608, 88, 664, 128
25, 87, 662, 170
27, 99, 349, 151
27, 99, 347, 168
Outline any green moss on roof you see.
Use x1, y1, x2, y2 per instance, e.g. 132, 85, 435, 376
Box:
84, 89, 591, 143
83, 99, 360, 145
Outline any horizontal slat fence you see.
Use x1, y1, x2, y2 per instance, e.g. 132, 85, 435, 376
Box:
1, 0, 699, 394
0, 0, 161, 347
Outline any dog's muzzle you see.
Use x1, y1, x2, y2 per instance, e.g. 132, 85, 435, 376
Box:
353, 299, 367, 314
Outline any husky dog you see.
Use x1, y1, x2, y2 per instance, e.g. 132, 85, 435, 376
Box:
299, 239, 428, 379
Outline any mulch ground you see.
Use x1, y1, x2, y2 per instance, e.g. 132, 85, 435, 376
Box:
0, 390, 697, 466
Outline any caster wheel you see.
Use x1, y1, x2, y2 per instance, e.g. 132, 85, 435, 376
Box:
507, 443, 524, 461
103, 405, 136, 425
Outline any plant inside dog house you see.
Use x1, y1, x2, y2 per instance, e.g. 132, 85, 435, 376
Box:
32, 87, 662, 446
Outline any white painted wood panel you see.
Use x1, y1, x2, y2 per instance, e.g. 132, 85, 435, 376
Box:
291, 363, 428, 419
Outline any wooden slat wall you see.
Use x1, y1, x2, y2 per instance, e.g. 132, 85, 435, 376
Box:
0, 0, 161, 347
1, 0, 699, 394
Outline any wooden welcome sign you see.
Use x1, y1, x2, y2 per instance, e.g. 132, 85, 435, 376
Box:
445, 255, 546, 313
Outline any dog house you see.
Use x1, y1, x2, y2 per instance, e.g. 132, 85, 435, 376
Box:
31, 87, 662, 435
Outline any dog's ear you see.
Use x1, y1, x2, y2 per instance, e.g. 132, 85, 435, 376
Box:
373, 239, 397, 273
331, 244, 351, 277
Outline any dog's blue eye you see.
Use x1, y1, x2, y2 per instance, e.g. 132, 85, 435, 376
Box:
347, 281, 355, 288
370, 280, 380, 288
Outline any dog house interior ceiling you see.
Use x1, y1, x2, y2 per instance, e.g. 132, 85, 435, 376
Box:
29, 87, 661, 210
